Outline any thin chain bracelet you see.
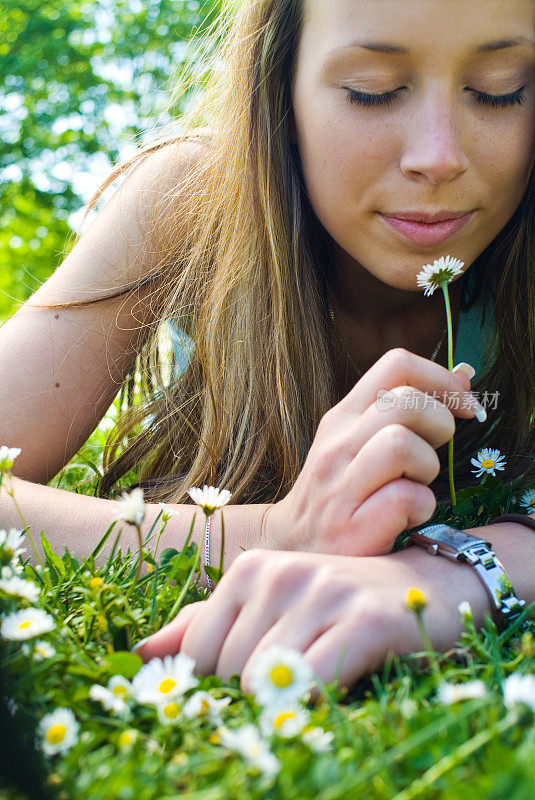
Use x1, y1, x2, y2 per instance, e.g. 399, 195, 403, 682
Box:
203, 515, 215, 593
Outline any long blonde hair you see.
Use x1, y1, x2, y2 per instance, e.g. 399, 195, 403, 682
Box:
53, 0, 535, 504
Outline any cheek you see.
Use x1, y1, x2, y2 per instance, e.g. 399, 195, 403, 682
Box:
296, 106, 397, 227
476, 116, 534, 210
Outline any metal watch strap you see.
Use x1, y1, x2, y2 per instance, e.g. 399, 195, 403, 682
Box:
410, 524, 527, 631
461, 541, 526, 629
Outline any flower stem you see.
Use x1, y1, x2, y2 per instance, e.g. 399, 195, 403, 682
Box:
125, 523, 143, 599
441, 283, 456, 507
415, 610, 442, 688
390, 709, 519, 800
4, 474, 45, 571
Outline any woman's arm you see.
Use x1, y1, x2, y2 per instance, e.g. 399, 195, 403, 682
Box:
134, 518, 535, 702
0, 475, 271, 590
0, 140, 203, 485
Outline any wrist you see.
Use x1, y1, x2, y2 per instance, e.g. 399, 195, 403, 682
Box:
468, 520, 535, 607
394, 543, 493, 630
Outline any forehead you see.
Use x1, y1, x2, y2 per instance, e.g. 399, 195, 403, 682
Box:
299, 0, 535, 60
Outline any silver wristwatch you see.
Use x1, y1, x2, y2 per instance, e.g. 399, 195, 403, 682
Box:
410, 523, 526, 631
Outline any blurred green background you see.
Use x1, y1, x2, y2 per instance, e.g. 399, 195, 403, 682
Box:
0, 0, 220, 323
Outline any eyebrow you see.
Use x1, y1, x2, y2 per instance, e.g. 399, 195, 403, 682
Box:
329, 37, 535, 56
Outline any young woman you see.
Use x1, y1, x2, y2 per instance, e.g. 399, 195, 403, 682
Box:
0, 0, 534, 697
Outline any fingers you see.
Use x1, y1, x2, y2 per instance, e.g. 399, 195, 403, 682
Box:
215, 567, 320, 680
334, 348, 476, 419
357, 386, 456, 451
133, 600, 205, 662
179, 593, 242, 676
349, 479, 436, 555
344, 424, 440, 505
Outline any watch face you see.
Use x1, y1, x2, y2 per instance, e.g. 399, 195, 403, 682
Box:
425, 525, 473, 548
417, 525, 485, 552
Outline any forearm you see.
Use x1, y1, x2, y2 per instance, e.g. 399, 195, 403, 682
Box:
0, 476, 270, 589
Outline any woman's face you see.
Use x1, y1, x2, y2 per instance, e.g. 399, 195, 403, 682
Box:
291, 0, 535, 292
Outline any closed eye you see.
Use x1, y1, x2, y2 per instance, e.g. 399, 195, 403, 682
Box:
345, 86, 526, 109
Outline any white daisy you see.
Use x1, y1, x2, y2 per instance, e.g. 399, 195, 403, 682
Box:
400, 699, 418, 719
112, 487, 146, 527
1, 608, 55, 640
38, 708, 79, 756
131, 653, 198, 705
248, 645, 315, 707
157, 698, 183, 725
89, 684, 128, 715
187, 485, 232, 516
470, 448, 507, 478
108, 675, 131, 700
25, 640, 56, 661
1, 562, 24, 579
0, 576, 40, 603
146, 738, 161, 755
117, 729, 138, 750
416, 256, 465, 297
182, 691, 231, 724
0, 446, 21, 472
458, 601, 473, 621
259, 702, 310, 738
217, 724, 280, 778
503, 673, 535, 714
436, 680, 487, 705
301, 726, 335, 753
519, 489, 535, 512
158, 502, 176, 523
0, 529, 26, 560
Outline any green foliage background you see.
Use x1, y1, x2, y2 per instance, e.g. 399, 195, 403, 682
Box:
0, 0, 220, 322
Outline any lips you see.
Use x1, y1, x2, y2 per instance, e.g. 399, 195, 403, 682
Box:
380, 211, 474, 246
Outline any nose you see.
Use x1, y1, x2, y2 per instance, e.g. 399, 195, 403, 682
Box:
399, 85, 470, 184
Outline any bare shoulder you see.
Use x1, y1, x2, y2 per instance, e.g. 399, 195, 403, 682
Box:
0, 135, 210, 483
28, 134, 211, 308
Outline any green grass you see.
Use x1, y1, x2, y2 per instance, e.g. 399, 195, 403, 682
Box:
1, 403, 535, 800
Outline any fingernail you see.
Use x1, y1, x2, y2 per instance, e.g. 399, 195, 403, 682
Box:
465, 392, 487, 423
452, 362, 476, 380
132, 637, 149, 653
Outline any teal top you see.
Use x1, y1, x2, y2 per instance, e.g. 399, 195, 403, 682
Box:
167, 283, 496, 379
452, 288, 495, 376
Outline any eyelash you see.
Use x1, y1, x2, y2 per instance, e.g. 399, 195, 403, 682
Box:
345, 86, 527, 109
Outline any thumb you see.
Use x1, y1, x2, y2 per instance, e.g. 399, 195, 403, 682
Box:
132, 601, 205, 662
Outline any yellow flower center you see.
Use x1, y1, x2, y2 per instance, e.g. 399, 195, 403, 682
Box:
159, 678, 177, 695
406, 587, 427, 613
274, 711, 296, 730
481, 459, 495, 469
208, 733, 220, 745
163, 702, 181, 719
46, 724, 66, 745
529, 499, 535, 508
118, 731, 135, 748
89, 577, 104, 590
270, 665, 293, 688
112, 685, 128, 698
200, 699, 210, 713
18, 620, 33, 630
